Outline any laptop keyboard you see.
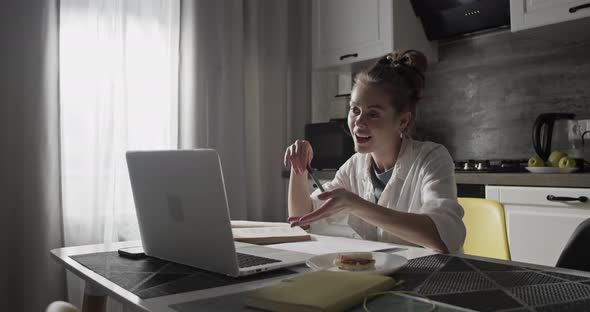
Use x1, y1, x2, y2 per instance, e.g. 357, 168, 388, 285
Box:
236, 252, 281, 268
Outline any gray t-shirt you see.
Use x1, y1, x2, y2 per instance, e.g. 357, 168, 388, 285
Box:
370, 161, 393, 203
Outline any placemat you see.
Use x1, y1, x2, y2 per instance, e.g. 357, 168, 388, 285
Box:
392, 254, 590, 312
71, 251, 296, 299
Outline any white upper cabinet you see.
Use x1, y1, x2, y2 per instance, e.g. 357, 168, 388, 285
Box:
511, 0, 590, 32
312, 0, 436, 69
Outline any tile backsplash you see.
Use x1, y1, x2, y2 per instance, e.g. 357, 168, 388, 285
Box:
415, 30, 590, 160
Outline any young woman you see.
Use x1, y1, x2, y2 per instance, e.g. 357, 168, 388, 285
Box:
284, 50, 465, 253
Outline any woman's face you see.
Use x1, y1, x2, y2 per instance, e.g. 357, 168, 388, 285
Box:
347, 83, 409, 154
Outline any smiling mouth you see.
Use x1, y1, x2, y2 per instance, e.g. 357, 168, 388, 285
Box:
355, 134, 372, 144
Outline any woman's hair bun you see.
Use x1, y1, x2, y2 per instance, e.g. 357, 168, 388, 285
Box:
376, 50, 427, 98
392, 50, 427, 76
354, 49, 428, 113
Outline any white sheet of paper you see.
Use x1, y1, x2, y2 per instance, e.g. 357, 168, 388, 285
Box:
270, 235, 395, 254
270, 234, 435, 260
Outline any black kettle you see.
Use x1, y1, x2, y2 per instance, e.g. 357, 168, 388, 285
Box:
532, 113, 576, 160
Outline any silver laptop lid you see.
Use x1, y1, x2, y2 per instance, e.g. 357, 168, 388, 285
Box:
126, 149, 240, 276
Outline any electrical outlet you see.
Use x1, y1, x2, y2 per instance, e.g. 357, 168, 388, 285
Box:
578, 119, 590, 133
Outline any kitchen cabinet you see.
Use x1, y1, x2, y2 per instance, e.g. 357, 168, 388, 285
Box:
486, 185, 590, 266
311, 0, 436, 69
510, 0, 590, 32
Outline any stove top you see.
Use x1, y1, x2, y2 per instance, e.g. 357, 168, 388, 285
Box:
454, 159, 529, 173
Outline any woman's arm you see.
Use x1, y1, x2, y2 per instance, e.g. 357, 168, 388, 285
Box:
284, 140, 314, 219
291, 189, 449, 253
288, 169, 313, 218
353, 202, 449, 253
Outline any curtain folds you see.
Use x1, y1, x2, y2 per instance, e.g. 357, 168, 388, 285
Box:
179, 0, 249, 220
0, 0, 309, 310
180, 0, 311, 222
243, 0, 312, 221
0, 1, 66, 311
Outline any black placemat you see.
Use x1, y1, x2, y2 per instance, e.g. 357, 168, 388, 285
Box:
392, 254, 590, 312
71, 251, 296, 299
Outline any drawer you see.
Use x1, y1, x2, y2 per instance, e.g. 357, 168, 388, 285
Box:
486, 186, 590, 208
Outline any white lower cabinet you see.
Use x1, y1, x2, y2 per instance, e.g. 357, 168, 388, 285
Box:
486, 185, 590, 266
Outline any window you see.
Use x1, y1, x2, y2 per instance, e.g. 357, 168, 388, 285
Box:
59, 0, 180, 245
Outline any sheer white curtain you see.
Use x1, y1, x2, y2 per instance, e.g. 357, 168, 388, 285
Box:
60, 0, 180, 246
59, 0, 179, 307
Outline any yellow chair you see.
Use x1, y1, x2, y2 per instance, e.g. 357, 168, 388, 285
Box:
458, 197, 511, 260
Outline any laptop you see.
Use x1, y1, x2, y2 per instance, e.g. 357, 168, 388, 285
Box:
125, 149, 312, 277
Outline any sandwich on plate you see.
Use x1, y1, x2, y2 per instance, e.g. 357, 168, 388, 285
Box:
333, 252, 376, 271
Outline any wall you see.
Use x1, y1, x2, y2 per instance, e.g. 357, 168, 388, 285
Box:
416, 29, 590, 160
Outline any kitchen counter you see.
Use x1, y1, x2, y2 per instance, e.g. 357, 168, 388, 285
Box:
454, 172, 590, 188
282, 170, 590, 188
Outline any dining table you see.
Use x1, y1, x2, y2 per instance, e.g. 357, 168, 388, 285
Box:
51, 234, 590, 312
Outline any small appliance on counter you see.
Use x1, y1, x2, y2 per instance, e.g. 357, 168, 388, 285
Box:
305, 119, 354, 170
532, 113, 588, 170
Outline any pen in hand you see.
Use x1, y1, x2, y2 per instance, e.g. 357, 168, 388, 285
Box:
307, 165, 325, 192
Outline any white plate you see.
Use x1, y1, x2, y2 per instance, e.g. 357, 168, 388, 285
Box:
525, 167, 579, 173
306, 252, 408, 275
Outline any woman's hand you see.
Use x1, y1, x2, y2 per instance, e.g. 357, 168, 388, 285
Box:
287, 216, 310, 230
283, 139, 313, 175
290, 188, 367, 227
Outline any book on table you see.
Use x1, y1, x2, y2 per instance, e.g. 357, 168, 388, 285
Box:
230, 220, 311, 244
244, 271, 396, 312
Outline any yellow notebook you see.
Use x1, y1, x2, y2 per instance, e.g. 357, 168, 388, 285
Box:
244, 271, 396, 312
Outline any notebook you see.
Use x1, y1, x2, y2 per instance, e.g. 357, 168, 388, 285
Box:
245, 271, 396, 312
231, 221, 311, 244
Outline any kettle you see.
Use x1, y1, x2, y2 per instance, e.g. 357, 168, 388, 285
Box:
532, 113, 582, 161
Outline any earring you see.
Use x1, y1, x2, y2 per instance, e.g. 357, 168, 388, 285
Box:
399, 130, 404, 139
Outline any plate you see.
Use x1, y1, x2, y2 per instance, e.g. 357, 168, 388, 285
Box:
305, 252, 408, 275
525, 167, 579, 173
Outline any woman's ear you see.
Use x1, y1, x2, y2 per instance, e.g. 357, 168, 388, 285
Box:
399, 111, 412, 130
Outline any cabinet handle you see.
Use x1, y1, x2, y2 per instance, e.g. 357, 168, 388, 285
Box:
339, 53, 358, 61
569, 3, 590, 13
546, 195, 588, 202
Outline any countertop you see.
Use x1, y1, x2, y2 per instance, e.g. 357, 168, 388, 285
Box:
282, 170, 590, 188
454, 172, 590, 188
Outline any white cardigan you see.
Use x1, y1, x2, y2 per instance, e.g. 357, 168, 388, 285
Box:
310, 138, 466, 253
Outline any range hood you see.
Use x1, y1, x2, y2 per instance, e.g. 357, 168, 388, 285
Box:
410, 0, 510, 40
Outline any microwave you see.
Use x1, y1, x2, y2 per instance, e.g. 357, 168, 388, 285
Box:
304, 119, 355, 170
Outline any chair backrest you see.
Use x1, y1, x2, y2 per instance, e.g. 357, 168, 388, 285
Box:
46, 301, 79, 312
458, 197, 511, 260
556, 218, 590, 272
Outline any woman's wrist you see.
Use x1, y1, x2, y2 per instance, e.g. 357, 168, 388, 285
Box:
351, 197, 379, 216
290, 167, 308, 177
